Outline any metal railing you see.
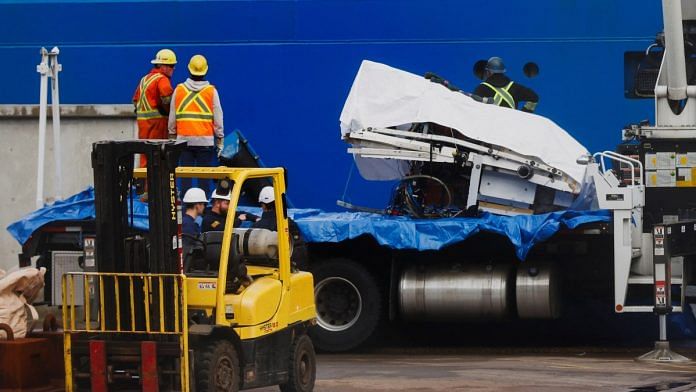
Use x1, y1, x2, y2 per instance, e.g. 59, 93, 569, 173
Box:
61, 272, 189, 391
593, 150, 644, 187
62, 272, 187, 334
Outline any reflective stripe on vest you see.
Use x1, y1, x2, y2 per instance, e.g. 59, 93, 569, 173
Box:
174, 84, 215, 137
136, 73, 165, 120
482, 81, 515, 108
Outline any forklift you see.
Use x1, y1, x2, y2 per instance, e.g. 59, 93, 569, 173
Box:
61, 140, 317, 391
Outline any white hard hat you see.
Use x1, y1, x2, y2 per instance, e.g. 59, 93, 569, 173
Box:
211, 189, 231, 201
258, 186, 275, 204
183, 187, 208, 204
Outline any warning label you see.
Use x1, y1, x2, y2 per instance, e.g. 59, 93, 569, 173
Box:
655, 280, 667, 306
655, 238, 665, 256
654, 226, 665, 256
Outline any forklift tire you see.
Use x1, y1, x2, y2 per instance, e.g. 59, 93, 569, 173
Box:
195, 339, 240, 392
279, 334, 316, 392
309, 258, 381, 352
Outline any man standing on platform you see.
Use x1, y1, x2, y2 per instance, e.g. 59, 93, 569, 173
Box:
132, 49, 177, 167
169, 54, 224, 194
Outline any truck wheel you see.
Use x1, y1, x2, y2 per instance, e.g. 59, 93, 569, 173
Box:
309, 258, 381, 352
279, 334, 316, 392
195, 340, 240, 392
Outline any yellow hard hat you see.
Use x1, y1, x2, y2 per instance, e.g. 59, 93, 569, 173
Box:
188, 54, 209, 76
151, 49, 177, 65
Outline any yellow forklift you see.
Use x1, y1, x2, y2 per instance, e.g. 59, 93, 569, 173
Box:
61, 140, 316, 391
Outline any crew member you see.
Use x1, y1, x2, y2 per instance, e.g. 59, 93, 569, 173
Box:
253, 186, 302, 240
252, 186, 280, 231
473, 57, 539, 113
202, 189, 228, 232
202, 189, 259, 232
169, 54, 224, 194
252, 186, 308, 268
132, 49, 176, 167
182, 187, 208, 250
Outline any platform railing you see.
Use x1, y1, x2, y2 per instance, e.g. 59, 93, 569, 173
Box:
61, 272, 189, 391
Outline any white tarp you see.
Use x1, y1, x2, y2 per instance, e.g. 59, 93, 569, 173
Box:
340, 60, 589, 184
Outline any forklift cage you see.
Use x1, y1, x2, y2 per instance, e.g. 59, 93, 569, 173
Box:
62, 272, 189, 391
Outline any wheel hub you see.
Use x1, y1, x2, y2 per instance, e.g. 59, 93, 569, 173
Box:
215, 355, 234, 390
315, 277, 362, 332
299, 352, 311, 385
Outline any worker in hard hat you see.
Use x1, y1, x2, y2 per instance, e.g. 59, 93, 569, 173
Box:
253, 186, 309, 268
202, 189, 229, 232
132, 49, 177, 167
182, 187, 208, 249
254, 186, 303, 233
202, 189, 258, 232
473, 57, 539, 113
252, 186, 280, 231
169, 54, 224, 194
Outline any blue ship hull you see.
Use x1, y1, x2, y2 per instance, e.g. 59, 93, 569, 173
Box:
0, 0, 663, 210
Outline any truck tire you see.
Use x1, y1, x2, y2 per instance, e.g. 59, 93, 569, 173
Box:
279, 334, 316, 392
309, 258, 381, 352
195, 339, 240, 392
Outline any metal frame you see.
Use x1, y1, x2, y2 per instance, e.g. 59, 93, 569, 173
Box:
636, 221, 695, 362
345, 127, 579, 213
134, 165, 293, 326
467, 154, 484, 208
62, 272, 190, 391
588, 152, 647, 312
345, 127, 579, 192
35, 46, 63, 208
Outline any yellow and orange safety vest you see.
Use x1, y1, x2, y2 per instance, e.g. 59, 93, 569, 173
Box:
174, 84, 215, 137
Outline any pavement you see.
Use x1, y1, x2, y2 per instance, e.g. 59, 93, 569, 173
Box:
252, 349, 696, 392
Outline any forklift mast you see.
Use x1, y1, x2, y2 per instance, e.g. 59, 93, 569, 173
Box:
91, 140, 185, 275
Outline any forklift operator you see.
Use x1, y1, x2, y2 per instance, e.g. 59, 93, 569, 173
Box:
182, 187, 208, 249
202, 189, 259, 232
202, 189, 230, 232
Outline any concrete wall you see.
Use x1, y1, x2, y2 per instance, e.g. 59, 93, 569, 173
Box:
0, 104, 135, 271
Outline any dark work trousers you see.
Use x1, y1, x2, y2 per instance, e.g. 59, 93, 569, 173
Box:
179, 146, 216, 196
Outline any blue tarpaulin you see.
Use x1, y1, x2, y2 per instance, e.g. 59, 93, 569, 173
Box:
6, 187, 149, 246
7, 188, 610, 260
293, 209, 610, 260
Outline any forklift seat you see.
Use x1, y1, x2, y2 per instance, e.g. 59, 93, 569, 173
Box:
183, 231, 224, 274
201, 231, 224, 270
185, 231, 244, 290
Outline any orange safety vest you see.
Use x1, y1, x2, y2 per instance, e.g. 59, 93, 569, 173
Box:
174, 84, 215, 137
135, 72, 166, 120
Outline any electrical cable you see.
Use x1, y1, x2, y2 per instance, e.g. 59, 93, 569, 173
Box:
400, 174, 452, 209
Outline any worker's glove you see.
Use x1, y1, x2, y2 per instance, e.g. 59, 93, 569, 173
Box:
216, 138, 224, 157
424, 71, 460, 92
522, 101, 538, 113
468, 94, 494, 105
